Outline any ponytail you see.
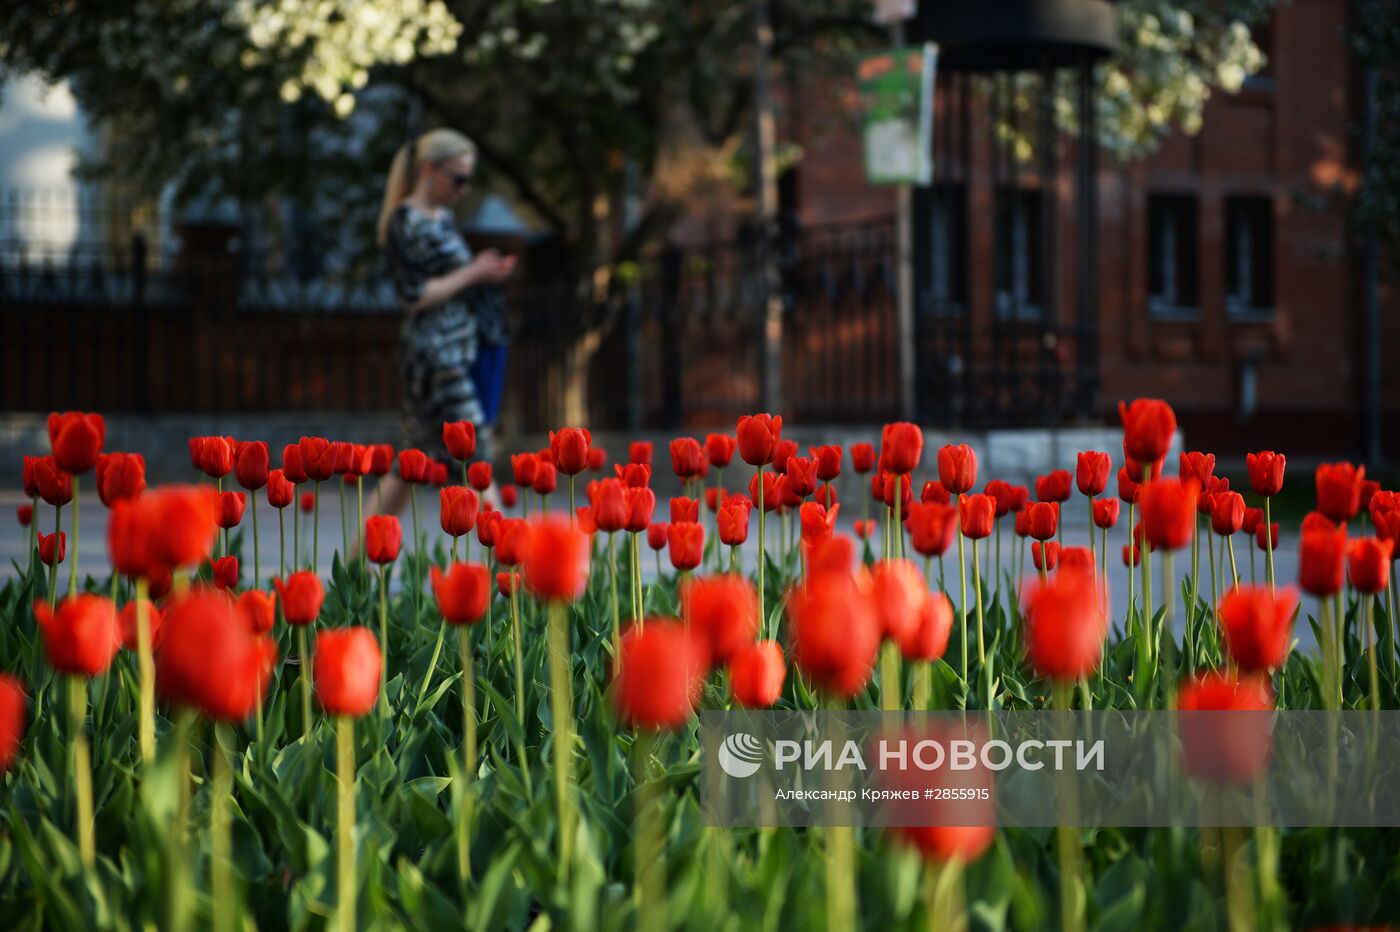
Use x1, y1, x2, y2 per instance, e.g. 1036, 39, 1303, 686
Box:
376, 128, 479, 247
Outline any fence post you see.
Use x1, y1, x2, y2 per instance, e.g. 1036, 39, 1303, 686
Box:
131, 233, 150, 412
660, 243, 682, 429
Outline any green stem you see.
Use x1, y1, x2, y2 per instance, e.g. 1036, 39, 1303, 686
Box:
357, 477, 365, 577
973, 532, 986, 675
510, 577, 525, 722
168, 710, 193, 932
314, 480, 322, 575
68, 477, 80, 598
336, 715, 356, 932
1264, 496, 1275, 593
634, 730, 664, 932
212, 722, 234, 932
136, 576, 156, 764
459, 624, 476, 883
547, 601, 575, 881
299, 626, 313, 738
757, 465, 766, 633
338, 477, 348, 560
880, 641, 901, 711
48, 503, 61, 607
957, 505, 968, 688
417, 619, 449, 710
279, 505, 286, 580
251, 492, 260, 590
609, 533, 620, 654
69, 676, 95, 868
378, 568, 389, 714
294, 487, 300, 570
28, 492, 38, 577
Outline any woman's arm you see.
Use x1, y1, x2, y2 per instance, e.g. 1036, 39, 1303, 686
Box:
405, 251, 516, 316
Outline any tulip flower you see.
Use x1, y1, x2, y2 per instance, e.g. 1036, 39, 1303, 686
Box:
365, 515, 403, 565
467, 461, 492, 492
799, 501, 838, 549
629, 441, 654, 466
96, 452, 146, 506
532, 460, 558, 505
1093, 499, 1120, 530
682, 574, 759, 666
315, 627, 381, 718
908, 502, 957, 562
1032, 540, 1060, 573
668, 521, 704, 573
48, 411, 105, 475
669, 436, 704, 484
1176, 671, 1274, 784
1119, 398, 1176, 466
215, 490, 245, 539
784, 456, 819, 499
1075, 451, 1111, 498
500, 484, 518, 508
443, 420, 477, 465
772, 439, 798, 475
1316, 462, 1365, 524
729, 641, 786, 708
849, 442, 876, 474
1219, 585, 1298, 674
738, 414, 783, 623
120, 599, 165, 650
17, 504, 33, 528
439, 487, 478, 560
38, 530, 65, 566
1347, 537, 1394, 710
899, 591, 953, 668
235, 590, 275, 638
1242, 449, 1286, 591
670, 496, 700, 524
1024, 566, 1106, 685
870, 559, 926, 710
612, 619, 707, 730
210, 555, 239, 591
1025, 501, 1058, 542
1036, 469, 1072, 504
936, 443, 975, 495
789, 566, 881, 699
275, 570, 325, 734
0, 675, 25, 774
705, 434, 736, 469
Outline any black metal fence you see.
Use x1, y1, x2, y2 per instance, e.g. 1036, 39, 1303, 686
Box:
0, 185, 1101, 431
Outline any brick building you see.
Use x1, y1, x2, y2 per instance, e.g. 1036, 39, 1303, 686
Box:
769, 0, 1393, 460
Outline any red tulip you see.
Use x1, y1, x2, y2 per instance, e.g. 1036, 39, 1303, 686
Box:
878, 423, 922, 476
615, 463, 651, 489
669, 437, 705, 480
17, 504, 33, 527
1032, 540, 1059, 572
235, 591, 276, 637
629, 441, 654, 466
1035, 470, 1072, 503
440, 487, 478, 537
495, 518, 533, 566
1198, 476, 1230, 516
277, 443, 306, 485
647, 522, 669, 551
1175, 452, 1214, 490
850, 442, 877, 474
475, 509, 502, 548
697, 435, 733, 470
1218, 585, 1298, 672
1023, 566, 1105, 682
853, 519, 876, 540
362, 444, 390, 477
871, 560, 926, 644
96, 452, 146, 506
958, 493, 994, 540
145, 486, 219, 570
668, 521, 704, 571
1140, 478, 1198, 551
907, 502, 957, 557
881, 472, 914, 513
443, 421, 477, 461
1123, 544, 1141, 567
737, 414, 783, 466
1254, 521, 1279, 552
809, 444, 842, 481
814, 483, 839, 511
508, 453, 537, 489
118, 599, 165, 649
1373, 506, 1400, 546
156, 590, 275, 721
789, 569, 880, 698
1176, 671, 1274, 785
365, 515, 403, 563
266, 469, 294, 509
1360, 479, 1381, 513
587, 447, 607, 471
499, 485, 518, 508
670, 497, 700, 524
785, 456, 819, 498
230, 440, 269, 491
523, 518, 590, 601
983, 480, 1014, 516
549, 427, 591, 475
34, 595, 121, 677
898, 592, 953, 662
1347, 537, 1393, 594
332, 441, 355, 476
612, 620, 707, 730
431, 563, 491, 624
798, 502, 837, 547
718, 497, 751, 546
398, 448, 429, 483
48, 411, 106, 474
299, 436, 336, 482
1246, 451, 1286, 497
588, 479, 628, 533
683, 574, 760, 664
729, 641, 785, 708
532, 461, 558, 496
211, 556, 239, 590
1242, 507, 1263, 536
1119, 398, 1176, 466
1210, 492, 1245, 536
466, 461, 492, 491
1299, 526, 1346, 597
1092, 498, 1120, 530
315, 628, 381, 717
1075, 451, 1111, 497
0, 675, 22, 773
33, 456, 73, 506
496, 571, 516, 597
936, 443, 976, 494
216, 490, 246, 529
1058, 546, 1093, 575
772, 440, 798, 475
274, 571, 325, 625
1025, 501, 1059, 541
1316, 462, 1365, 523
38, 530, 65, 566
626, 486, 657, 533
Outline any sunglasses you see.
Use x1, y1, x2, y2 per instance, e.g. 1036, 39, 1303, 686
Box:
441, 168, 474, 189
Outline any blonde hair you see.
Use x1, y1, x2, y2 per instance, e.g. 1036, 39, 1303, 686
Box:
376, 128, 478, 246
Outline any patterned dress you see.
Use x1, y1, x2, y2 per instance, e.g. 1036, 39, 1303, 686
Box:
385, 203, 507, 460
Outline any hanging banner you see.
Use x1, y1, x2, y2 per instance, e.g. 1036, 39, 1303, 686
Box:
856, 43, 938, 186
